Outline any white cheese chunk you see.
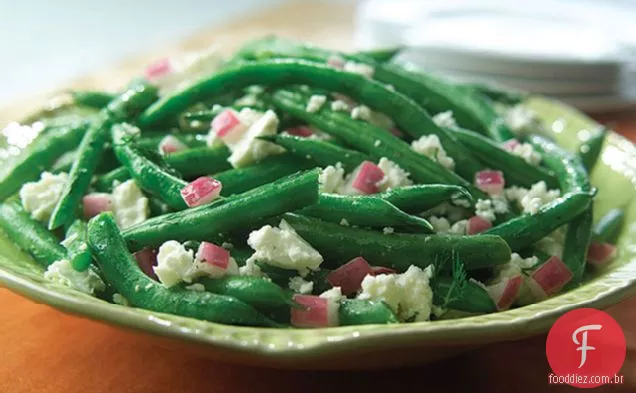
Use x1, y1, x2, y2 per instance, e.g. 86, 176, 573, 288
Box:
358, 265, 434, 322
505, 105, 543, 135
511, 142, 542, 166
376, 157, 413, 191
239, 258, 265, 278
411, 135, 455, 170
505, 181, 560, 215
247, 219, 323, 276
475, 199, 496, 223
306, 95, 327, 113
351, 105, 373, 121
19, 172, 69, 222
44, 259, 105, 295
185, 283, 206, 292
331, 100, 351, 112
432, 111, 457, 129
319, 286, 345, 301
227, 110, 285, 168
154, 241, 195, 287
111, 180, 149, 229
289, 276, 314, 294
343, 61, 375, 78
319, 163, 346, 194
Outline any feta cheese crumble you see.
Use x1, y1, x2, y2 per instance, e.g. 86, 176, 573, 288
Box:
351, 105, 372, 121
376, 157, 413, 191
154, 241, 195, 288
429, 216, 451, 234
432, 111, 457, 129
111, 180, 149, 229
331, 100, 350, 112
289, 276, 314, 294
44, 259, 105, 295
505, 105, 543, 135
319, 286, 344, 301
19, 171, 69, 222
505, 181, 560, 215
383, 226, 395, 235
227, 110, 285, 168
493, 253, 538, 283
358, 265, 434, 322
319, 163, 346, 194
239, 259, 265, 278
306, 95, 327, 113
411, 135, 455, 170
185, 283, 206, 292
475, 199, 496, 222
247, 219, 323, 276
510, 142, 542, 166
343, 61, 375, 78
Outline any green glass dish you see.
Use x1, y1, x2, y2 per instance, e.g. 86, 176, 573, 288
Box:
1, 96, 635, 369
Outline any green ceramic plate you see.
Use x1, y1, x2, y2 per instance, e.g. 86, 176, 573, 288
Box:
1, 96, 635, 369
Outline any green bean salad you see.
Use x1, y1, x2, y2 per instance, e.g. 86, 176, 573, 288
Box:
0, 37, 621, 328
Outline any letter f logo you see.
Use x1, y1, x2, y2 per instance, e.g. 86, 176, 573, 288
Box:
572, 324, 603, 368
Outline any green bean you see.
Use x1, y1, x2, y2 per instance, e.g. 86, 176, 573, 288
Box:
196, 276, 294, 310
379, 185, 472, 214
593, 208, 624, 244
49, 83, 159, 230
0, 201, 66, 267
338, 299, 399, 325
260, 134, 369, 172
138, 59, 484, 181
215, 154, 314, 196
63, 219, 92, 272
70, 91, 116, 109
464, 82, 525, 105
453, 128, 559, 189
432, 277, 496, 313
529, 135, 592, 284
578, 127, 607, 172
282, 213, 511, 271
271, 89, 486, 199
299, 194, 433, 230
232, 36, 512, 140
356, 47, 403, 63
137, 133, 208, 150
0, 122, 88, 201
51, 146, 119, 175
111, 123, 187, 210
484, 191, 593, 252
122, 169, 320, 249
87, 213, 280, 327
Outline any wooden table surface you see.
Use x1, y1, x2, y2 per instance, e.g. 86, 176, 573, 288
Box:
1, 2, 635, 392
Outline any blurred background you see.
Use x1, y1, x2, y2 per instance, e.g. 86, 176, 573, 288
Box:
2, 0, 636, 112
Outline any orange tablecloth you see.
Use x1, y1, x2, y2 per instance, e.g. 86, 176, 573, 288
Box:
1, 116, 635, 393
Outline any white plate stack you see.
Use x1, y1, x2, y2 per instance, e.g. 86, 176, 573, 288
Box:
355, 0, 636, 112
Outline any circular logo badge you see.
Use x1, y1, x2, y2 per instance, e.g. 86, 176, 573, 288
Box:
546, 308, 626, 388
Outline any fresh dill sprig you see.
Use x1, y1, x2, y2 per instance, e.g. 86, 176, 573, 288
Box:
440, 250, 468, 308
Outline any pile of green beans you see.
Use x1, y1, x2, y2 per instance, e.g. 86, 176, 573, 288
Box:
0, 37, 613, 328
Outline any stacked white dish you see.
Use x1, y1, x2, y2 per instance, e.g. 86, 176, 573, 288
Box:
354, 0, 636, 112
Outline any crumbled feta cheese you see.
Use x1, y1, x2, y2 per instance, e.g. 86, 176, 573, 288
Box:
234, 94, 259, 107
505, 181, 560, 214
423, 202, 466, 222
511, 142, 542, 166
449, 219, 468, 235
191, 254, 239, 279
492, 196, 509, 214
451, 193, 472, 208
432, 111, 457, 129
112, 293, 130, 306
343, 61, 375, 78
431, 305, 448, 318
351, 105, 372, 121
320, 286, 345, 301
411, 135, 455, 170
19, 172, 69, 222
339, 218, 350, 226
247, 219, 323, 276
493, 253, 538, 283
289, 276, 314, 294
111, 180, 149, 229
319, 163, 346, 194
44, 259, 105, 295
505, 105, 542, 135
475, 199, 496, 222
383, 226, 395, 235
239, 259, 265, 278
306, 95, 327, 113
331, 100, 350, 112
228, 110, 285, 168
535, 233, 565, 258
154, 241, 195, 287
185, 283, 206, 292
429, 216, 451, 234
358, 265, 434, 322
376, 157, 413, 191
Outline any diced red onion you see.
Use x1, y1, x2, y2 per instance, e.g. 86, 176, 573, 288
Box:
196, 242, 230, 270
286, 126, 314, 137
82, 193, 113, 219
486, 275, 523, 310
144, 58, 173, 81
475, 170, 505, 195
587, 242, 617, 267
180, 177, 222, 207
371, 266, 397, 275
350, 161, 384, 194
158, 135, 188, 155
291, 295, 335, 328
502, 139, 520, 152
529, 256, 573, 298
211, 109, 245, 144
467, 215, 492, 235
134, 248, 158, 280
326, 256, 373, 295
